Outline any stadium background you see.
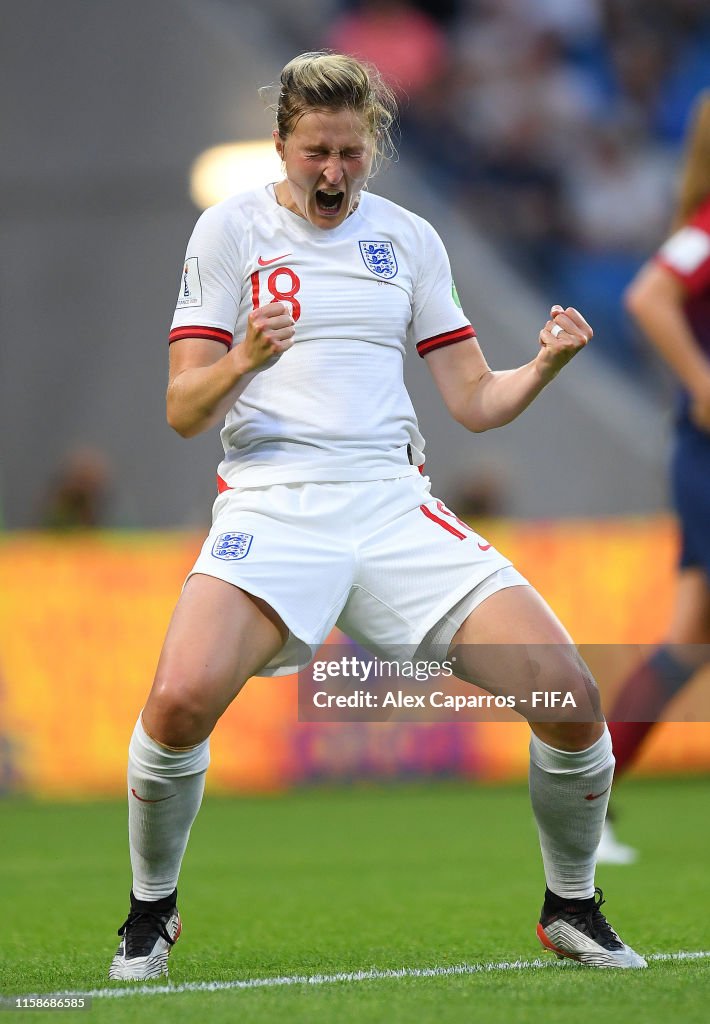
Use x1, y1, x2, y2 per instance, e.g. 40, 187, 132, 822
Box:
2, 0, 710, 795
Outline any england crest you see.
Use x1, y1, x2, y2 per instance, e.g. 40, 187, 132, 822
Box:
212, 531, 253, 561
359, 240, 398, 280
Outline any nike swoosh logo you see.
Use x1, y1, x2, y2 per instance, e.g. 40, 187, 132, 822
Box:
478, 542, 492, 551
584, 785, 611, 801
257, 253, 292, 266
131, 787, 176, 804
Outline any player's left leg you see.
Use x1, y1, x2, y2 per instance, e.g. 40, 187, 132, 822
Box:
450, 585, 646, 968
601, 567, 710, 863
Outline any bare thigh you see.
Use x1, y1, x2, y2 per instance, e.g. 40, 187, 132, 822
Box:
142, 573, 288, 747
450, 585, 604, 750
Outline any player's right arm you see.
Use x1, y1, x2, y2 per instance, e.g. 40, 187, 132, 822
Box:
166, 302, 295, 438
625, 260, 710, 432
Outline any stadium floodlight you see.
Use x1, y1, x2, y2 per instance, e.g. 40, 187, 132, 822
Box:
189, 141, 282, 209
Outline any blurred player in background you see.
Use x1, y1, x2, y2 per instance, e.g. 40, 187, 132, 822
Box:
600, 91, 710, 865
40, 446, 112, 530
108, 51, 646, 981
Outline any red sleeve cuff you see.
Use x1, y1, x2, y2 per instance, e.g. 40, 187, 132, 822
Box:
416, 324, 476, 358
169, 325, 233, 348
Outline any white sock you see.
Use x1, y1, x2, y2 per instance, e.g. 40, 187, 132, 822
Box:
529, 727, 614, 900
127, 716, 210, 901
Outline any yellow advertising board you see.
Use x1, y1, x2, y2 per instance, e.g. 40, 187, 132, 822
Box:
0, 519, 707, 797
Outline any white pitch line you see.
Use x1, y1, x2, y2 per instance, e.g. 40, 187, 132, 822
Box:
9, 950, 710, 1003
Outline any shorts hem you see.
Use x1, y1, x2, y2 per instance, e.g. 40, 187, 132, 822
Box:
407, 563, 512, 648
185, 568, 321, 676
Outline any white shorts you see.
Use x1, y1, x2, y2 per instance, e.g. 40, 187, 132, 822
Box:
189, 474, 529, 675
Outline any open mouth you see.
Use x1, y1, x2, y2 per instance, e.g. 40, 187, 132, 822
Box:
315, 190, 345, 216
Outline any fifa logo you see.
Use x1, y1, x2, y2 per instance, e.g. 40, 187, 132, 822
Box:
177, 257, 201, 308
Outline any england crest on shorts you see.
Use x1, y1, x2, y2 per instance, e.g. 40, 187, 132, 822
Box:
212, 532, 253, 560
359, 241, 398, 279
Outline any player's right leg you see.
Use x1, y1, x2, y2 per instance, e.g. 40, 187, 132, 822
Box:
602, 568, 710, 864
109, 573, 287, 981
608, 569, 710, 775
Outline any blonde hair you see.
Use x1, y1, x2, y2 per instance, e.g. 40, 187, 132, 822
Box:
674, 90, 710, 229
262, 51, 398, 174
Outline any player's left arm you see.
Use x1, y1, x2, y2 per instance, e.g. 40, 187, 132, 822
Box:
425, 305, 592, 432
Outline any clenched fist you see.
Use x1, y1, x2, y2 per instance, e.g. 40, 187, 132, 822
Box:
241, 301, 296, 370
536, 304, 593, 382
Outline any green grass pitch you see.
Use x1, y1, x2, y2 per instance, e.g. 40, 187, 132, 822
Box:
1, 775, 709, 1023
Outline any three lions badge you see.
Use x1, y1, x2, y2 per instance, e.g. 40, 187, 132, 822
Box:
359, 241, 398, 280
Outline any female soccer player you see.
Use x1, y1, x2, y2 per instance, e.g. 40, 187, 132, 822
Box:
109, 52, 645, 979
601, 90, 710, 864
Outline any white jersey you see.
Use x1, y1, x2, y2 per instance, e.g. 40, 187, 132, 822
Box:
169, 185, 475, 488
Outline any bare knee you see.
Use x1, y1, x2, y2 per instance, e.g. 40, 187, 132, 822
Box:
533, 719, 605, 751
527, 652, 605, 750
453, 643, 605, 748
143, 679, 220, 747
